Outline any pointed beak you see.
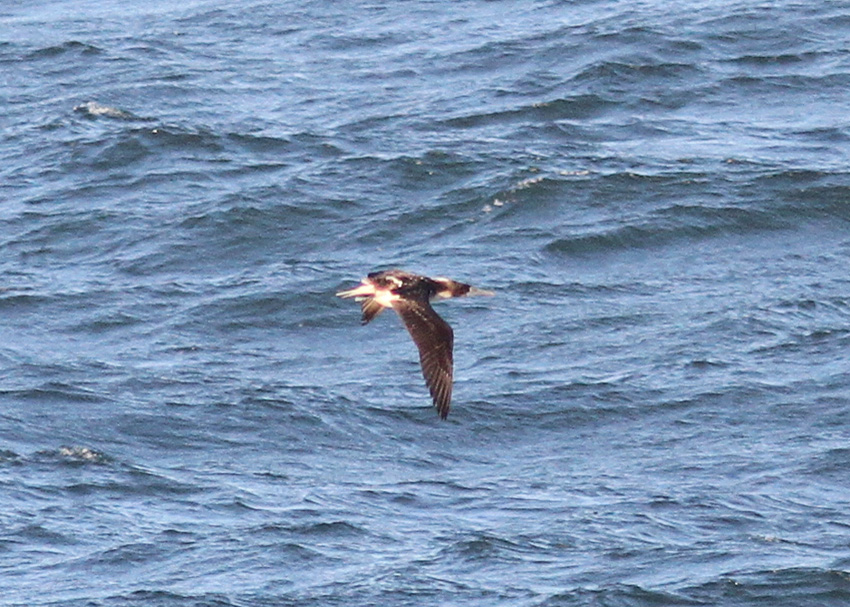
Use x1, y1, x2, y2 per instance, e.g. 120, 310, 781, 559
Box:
467, 286, 495, 296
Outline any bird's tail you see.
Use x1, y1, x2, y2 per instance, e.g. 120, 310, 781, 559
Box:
337, 282, 385, 324
336, 283, 375, 299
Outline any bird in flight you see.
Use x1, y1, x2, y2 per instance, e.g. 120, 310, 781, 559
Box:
337, 270, 493, 419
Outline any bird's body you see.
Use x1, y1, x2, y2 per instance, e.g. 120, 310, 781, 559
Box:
337, 270, 493, 419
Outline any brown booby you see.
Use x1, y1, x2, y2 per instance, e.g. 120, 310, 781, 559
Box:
337, 270, 493, 419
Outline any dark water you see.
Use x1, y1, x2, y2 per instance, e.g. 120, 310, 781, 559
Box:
4, 1, 850, 605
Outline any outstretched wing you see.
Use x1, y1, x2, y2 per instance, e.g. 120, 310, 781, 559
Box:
392, 299, 454, 419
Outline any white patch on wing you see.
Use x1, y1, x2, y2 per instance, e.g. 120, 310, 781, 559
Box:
373, 289, 400, 308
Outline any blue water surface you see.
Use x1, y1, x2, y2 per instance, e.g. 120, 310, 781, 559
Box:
3, 1, 850, 605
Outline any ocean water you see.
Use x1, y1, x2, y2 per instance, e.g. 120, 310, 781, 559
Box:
4, 0, 850, 605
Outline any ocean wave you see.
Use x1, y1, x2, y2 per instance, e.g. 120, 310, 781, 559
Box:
544, 204, 781, 256
680, 567, 850, 605
26, 40, 102, 60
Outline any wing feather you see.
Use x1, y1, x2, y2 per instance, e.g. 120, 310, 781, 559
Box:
392, 298, 454, 419
360, 298, 384, 325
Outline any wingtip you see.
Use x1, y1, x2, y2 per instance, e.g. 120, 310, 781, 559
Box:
434, 392, 451, 419
431, 383, 452, 420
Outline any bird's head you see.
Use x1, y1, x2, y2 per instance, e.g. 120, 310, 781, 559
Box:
431, 277, 495, 300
